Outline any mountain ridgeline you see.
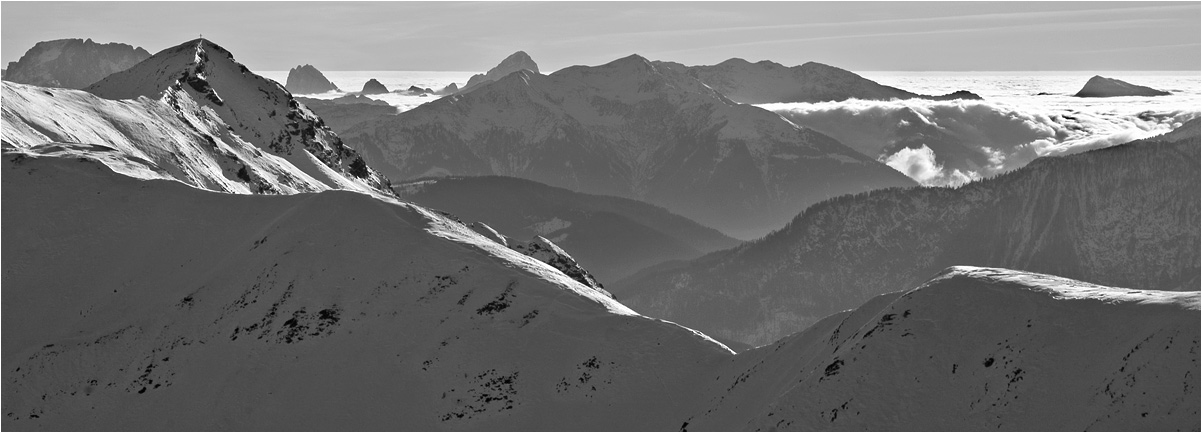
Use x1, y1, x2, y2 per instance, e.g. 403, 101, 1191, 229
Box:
654, 58, 982, 104
342, 54, 917, 239
4, 151, 1196, 431
396, 175, 741, 282
613, 121, 1201, 347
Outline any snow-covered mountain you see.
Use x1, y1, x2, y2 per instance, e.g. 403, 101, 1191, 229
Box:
2, 38, 392, 197
396, 175, 741, 282
613, 121, 1201, 347
342, 54, 917, 239
655, 58, 981, 104
5, 149, 1196, 431
458, 51, 540, 94
3, 38, 150, 89
0, 149, 730, 430
1075, 75, 1172, 97
684, 266, 1200, 431
284, 64, 340, 94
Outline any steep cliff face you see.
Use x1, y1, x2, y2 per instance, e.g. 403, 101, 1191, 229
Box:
614, 122, 1201, 347
285, 64, 340, 94
657, 58, 981, 104
3, 38, 150, 89
343, 55, 916, 239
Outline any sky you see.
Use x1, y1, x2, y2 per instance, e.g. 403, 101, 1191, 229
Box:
2, 1, 1199, 73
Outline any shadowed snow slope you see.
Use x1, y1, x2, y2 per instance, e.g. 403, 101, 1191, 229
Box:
397, 175, 740, 282
3, 38, 150, 89
655, 58, 981, 104
1, 151, 732, 431
4, 154, 1195, 431
685, 266, 1199, 431
78, 38, 392, 197
342, 55, 916, 239
614, 121, 1200, 347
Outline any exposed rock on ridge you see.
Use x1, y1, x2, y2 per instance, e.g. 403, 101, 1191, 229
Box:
285, 64, 340, 94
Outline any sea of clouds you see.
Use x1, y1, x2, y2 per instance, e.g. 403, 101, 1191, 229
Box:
764, 96, 1198, 186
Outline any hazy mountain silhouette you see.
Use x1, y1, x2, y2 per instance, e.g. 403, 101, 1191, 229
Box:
285, 64, 340, 94
3, 38, 150, 89
342, 54, 917, 239
1074, 75, 1171, 97
613, 120, 1200, 347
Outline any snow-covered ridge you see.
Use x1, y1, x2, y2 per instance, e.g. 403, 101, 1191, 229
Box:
685, 266, 1199, 430
5, 153, 1193, 432
82, 38, 393, 197
2, 150, 735, 430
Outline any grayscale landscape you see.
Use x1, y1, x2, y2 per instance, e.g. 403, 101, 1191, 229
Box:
1, 1, 1199, 431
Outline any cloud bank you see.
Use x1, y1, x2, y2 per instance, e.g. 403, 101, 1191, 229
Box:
764, 99, 1198, 186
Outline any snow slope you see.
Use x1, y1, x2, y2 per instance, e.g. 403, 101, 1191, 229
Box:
3, 38, 150, 89
1, 150, 732, 431
656, 58, 981, 104
81, 38, 392, 197
342, 54, 916, 239
5, 152, 1194, 431
686, 266, 1199, 431
397, 175, 741, 283
614, 120, 1201, 347
2, 81, 343, 195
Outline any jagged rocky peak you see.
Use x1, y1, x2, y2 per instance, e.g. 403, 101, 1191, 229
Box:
1074, 75, 1171, 97
285, 64, 339, 94
361, 78, 389, 94
3, 37, 150, 89
82, 38, 394, 197
459, 50, 541, 93
438, 82, 459, 94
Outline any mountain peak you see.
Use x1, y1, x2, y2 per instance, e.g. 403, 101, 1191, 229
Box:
459, 50, 541, 93
1074, 75, 1171, 97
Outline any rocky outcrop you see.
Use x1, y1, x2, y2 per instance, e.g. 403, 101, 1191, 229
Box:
458, 51, 539, 94
401, 175, 740, 282
438, 82, 459, 95
361, 78, 389, 94
1074, 75, 1171, 97
613, 121, 1201, 347
3, 38, 150, 89
284, 64, 339, 94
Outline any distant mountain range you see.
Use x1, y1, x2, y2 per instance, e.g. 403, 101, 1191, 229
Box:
3, 38, 150, 89
655, 58, 981, 104
396, 175, 740, 282
613, 120, 1200, 347
341, 54, 917, 239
